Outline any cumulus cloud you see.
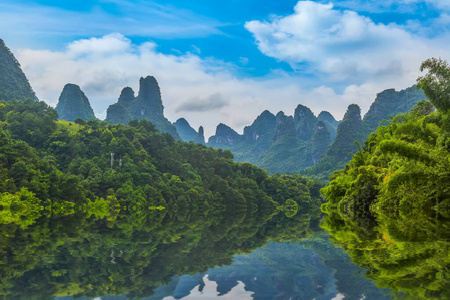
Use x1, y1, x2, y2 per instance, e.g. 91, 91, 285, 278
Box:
17, 33, 426, 138
245, 1, 450, 84
17, 34, 307, 137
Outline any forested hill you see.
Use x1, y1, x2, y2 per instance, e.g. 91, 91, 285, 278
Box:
0, 99, 323, 227
301, 86, 426, 180
320, 58, 450, 299
55, 83, 97, 122
0, 39, 37, 101
204, 86, 424, 177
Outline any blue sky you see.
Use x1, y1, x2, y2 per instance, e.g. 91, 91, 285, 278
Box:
2, 0, 450, 137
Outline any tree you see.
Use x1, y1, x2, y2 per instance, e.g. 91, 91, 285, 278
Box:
417, 57, 450, 112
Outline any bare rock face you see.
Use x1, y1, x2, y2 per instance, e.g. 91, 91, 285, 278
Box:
56, 84, 96, 122
0, 39, 38, 101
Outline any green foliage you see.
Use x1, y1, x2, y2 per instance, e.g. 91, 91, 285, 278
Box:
321, 83, 450, 298
0, 183, 324, 299
418, 57, 450, 112
304, 87, 426, 181
0, 99, 323, 225
0, 98, 328, 298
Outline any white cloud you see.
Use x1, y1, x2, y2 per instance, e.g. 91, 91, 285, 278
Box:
17, 33, 422, 139
17, 34, 302, 137
245, 1, 450, 84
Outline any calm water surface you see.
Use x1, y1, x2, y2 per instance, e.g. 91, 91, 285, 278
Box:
0, 205, 410, 299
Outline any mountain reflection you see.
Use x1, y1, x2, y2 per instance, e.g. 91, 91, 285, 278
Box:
1, 201, 391, 300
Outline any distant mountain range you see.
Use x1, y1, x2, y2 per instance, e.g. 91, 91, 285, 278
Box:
0, 38, 427, 179
199, 86, 425, 179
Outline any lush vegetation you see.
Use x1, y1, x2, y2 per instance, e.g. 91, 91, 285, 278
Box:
302, 86, 426, 181
0, 98, 325, 226
0, 196, 323, 299
0, 98, 328, 297
0, 39, 37, 101
321, 58, 450, 299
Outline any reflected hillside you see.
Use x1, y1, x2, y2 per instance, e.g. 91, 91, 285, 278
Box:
0, 192, 323, 299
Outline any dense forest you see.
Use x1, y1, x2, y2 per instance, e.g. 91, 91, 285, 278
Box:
0, 99, 324, 228
321, 58, 450, 299
0, 98, 329, 298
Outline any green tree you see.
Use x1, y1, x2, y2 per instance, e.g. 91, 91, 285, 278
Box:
417, 57, 450, 112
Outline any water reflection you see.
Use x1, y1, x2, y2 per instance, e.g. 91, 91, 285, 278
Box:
150, 234, 389, 300
162, 275, 254, 300
0, 202, 389, 300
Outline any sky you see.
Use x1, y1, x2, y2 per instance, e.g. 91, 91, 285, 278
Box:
2, 0, 450, 138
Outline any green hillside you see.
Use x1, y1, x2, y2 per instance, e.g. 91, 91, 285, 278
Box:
55, 83, 97, 122
0, 39, 37, 101
320, 58, 450, 299
0, 99, 323, 229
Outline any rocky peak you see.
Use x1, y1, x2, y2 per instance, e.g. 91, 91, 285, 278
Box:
243, 110, 276, 142
173, 118, 198, 142
193, 126, 205, 145
106, 76, 180, 140
363, 86, 425, 132
135, 76, 164, 117
325, 104, 366, 159
118, 87, 135, 106
274, 111, 296, 140
294, 104, 317, 140
312, 120, 332, 164
56, 83, 96, 122
318, 111, 338, 127
208, 123, 243, 146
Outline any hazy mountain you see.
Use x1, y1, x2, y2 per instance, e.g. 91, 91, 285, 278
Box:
174, 118, 198, 142
192, 126, 205, 145
318, 111, 338, 140
363, 86, 426, 131
55, 84, 96, 122
302, 86, 426, 180
208, 123, 243, 146
0, 39, 38, 101
207, 108, 333, 173
208, 86, 424, 178
294, 104, 318, 140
